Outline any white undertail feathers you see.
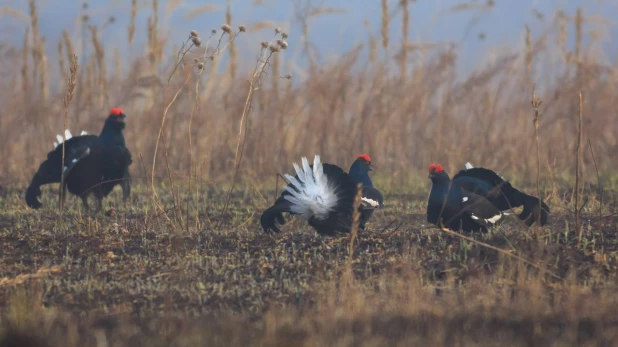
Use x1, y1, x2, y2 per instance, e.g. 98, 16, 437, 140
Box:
283, 155, 337, 221
470, 212, 503, 225
53, 129, 88, 148
361, 197, 380, 208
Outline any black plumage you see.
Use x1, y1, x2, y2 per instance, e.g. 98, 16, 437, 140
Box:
260, 154, 383, 236
427, 164, 549, 233
452, 167, 549, 226
349, 154, 384, 229
25, 108, 132, 212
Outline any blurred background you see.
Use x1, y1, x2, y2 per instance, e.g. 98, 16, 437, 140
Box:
1, 0, 617, 187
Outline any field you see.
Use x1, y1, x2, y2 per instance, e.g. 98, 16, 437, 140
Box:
0, 182, 616, 346
1, 0, 618, 346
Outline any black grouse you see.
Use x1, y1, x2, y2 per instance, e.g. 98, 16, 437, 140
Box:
427, 163, 550, 232
53, 129, 88, 149
25, 108, 132, 212
260, 154, 384, 235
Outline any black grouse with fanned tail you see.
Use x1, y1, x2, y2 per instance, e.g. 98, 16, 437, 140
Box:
260, 154, 384, 236
427, 164, 549, 233
25, 108, 132, 212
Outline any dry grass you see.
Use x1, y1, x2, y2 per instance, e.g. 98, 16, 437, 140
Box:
0, 1, 617, 345
2, 4, 616, 185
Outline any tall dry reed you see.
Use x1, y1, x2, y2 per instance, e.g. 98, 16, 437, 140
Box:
0, 3, 615, 206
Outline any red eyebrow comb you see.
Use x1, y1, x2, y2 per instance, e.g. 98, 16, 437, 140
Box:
429, 164, 444, 173
357, 154, 371, 162
110, 108, 124, 116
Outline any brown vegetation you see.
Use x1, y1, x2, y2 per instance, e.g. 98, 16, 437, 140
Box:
0, 1, 617, 345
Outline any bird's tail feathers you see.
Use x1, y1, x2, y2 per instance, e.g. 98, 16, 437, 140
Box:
283, 155, 337, 221
25, 178, 43, 209
53, 129, 72, 148
53, 129, 88, 148
25, 158, 64, 209
518, 193, 550, 226
260, 198, 293, 234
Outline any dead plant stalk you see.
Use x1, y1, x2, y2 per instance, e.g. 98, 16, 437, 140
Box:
221, 45, 279, 216
576, 92, 583, 245
151, 38, 195, 201
59, 54, 78, 215
531, 85, 543, 233
348, 183, 363, 258
187, 31, 217, 232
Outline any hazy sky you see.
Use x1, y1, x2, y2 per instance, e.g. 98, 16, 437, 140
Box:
3, 0, 617, 77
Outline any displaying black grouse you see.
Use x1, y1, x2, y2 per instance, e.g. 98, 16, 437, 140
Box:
427, 163, 550, 232
25, 108, 132, 212
53, 129, 88, 149
260, 154, 384, 235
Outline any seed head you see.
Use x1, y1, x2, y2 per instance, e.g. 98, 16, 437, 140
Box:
191, 36, 201, 47
269, 44, 280, 53
190, 30, 199, 37
281, 32, 288, 39
261, 41, 269, 49
277, 40, 288, 49
238, 25, 246, 32
221, 24, 232, 34
211, 29, 217, 34
197, 62, 204, 70
275, 27, 281, 34
283, 74, 292, 80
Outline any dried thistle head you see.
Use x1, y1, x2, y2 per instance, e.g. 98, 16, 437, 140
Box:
238, 25, 246, 32
221, 24, 232, 34
191, 36, 201, 47
275, 27, 281, 34
190, 30, 199, 37
211, 29, 217, 34
197, 62, 204, 70
261, 41, 269, 49
269, 44, 280, 53
281, 32, 288, 39
276, 39, 288, 50
531, 85, 543, 109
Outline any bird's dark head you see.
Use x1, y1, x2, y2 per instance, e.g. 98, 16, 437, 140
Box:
349, 154, 374, 187
351, 154, 373, 172
428, 163, 449, 182
105, 107, 127, 130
